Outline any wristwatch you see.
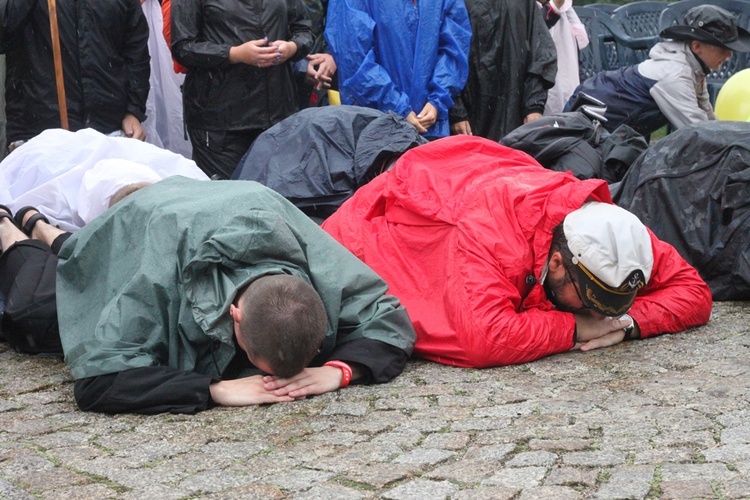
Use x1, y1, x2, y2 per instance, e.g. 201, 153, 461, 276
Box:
620, 314, 637, 341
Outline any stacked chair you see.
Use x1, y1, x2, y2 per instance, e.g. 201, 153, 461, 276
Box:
611, 1, 668, 64
575, 0, 750, 104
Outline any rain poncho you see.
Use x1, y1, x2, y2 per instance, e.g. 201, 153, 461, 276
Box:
614, 121, 750, 300
232, 106, 427, 218
0, 128, 207, 232
171, 0, 313, 132
325, 0, 471, 137
57, 177, 416, 380
323, 136, 712, 367
545, 0, 589, 114
140, 0, 192, 158
450, 0, 558, 141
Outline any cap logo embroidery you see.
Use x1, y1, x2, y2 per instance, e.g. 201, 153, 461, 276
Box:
628, 272, 642, 290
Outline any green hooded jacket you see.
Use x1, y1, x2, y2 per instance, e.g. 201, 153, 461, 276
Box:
57, 176, 415, 380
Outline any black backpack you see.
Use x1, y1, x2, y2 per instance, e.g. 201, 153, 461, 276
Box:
500, 111, 647, 184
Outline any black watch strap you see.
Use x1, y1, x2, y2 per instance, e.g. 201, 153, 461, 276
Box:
622, 314, 638, 341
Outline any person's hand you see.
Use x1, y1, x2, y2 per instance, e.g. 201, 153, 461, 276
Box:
417, 102, 438, 129
572, 314, 631, 351
305, 53, 336, 89
524, 112, 543, 124
121, 113, 146, 141
228, 37, 279, 67
269, 40, 297, 65
406, 111, 428, 134
262, 366, 344, 398
209, 375, 296, 406
577, 329, 628, 351
451, 120, 472, 135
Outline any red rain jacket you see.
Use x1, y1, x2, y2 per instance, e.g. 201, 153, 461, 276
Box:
323, 136, 712, 368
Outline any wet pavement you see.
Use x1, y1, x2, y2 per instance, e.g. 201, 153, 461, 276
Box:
1, 301, 748, 499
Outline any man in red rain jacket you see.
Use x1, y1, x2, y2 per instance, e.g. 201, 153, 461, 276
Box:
322, 136, 712, 368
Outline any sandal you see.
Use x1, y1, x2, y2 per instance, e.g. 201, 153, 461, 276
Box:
0, 204, 20, 228
13, 206, 50, 237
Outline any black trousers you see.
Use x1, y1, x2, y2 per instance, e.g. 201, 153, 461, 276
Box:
188, 127, 264, 180
0, 234, 70, 355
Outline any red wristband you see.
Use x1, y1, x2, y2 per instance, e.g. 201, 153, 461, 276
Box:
324, 360, 352, 388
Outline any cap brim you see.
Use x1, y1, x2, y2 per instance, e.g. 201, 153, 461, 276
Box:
660, 25, 750, 52
572, 263, 644, 317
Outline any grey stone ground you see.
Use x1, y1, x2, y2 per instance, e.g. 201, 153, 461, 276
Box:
1, 302, 748, 499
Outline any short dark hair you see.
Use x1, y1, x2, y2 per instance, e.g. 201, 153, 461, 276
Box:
109, 182, 152, 207
237, 274, 328, 378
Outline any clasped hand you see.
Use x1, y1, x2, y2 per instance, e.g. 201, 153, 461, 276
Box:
406, 102, 438, 134
229, 37, 297, 67
209, 367, 343, 407
573, 314, 631, 352
304, 53, 336, 90
263, 366, 343, 398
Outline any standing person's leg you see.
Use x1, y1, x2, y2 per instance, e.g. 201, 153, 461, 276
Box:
0, 207, 69, 355
0, 55, 6, 159
188, 128, 264, 180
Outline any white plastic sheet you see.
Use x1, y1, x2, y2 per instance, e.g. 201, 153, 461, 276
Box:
0, 128, 208, 232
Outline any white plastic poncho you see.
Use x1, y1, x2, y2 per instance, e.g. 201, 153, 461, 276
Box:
545, 0, 590, 115
141, 0, 193, 158
0, 128, 208, 232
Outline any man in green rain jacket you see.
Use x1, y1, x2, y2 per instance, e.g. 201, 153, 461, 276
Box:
54, 176, 415, 414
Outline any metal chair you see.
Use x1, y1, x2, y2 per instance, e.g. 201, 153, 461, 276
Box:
659, 0, 750, 103
611, 1, 669, 64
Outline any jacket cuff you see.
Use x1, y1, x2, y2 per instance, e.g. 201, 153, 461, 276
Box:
126, 105, 147, 124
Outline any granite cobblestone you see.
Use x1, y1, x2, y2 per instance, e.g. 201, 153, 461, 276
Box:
1, 302, 748, 498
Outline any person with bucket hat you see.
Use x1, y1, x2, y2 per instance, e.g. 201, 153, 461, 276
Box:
323, 136, 713, 368
565, 4, 750, 137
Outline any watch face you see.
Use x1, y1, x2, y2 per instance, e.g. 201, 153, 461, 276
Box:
620, 314, 635, 339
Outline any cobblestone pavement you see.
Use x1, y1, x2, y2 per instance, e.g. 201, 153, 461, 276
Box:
1, 302, 748, 499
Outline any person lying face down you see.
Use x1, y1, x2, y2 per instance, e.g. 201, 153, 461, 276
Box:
0, 128, 208, 232
322, 136, 712, 368
0, 181, 154, 357
1, 178, 415, 415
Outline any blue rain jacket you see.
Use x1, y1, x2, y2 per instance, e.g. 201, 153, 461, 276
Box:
325, 0, 471, 137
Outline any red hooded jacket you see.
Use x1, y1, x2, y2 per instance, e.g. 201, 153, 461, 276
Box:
323, 136, 712, 367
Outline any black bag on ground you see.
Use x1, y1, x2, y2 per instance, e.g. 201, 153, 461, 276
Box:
613, 121, 750, 301
0, 241, 63, 356
500, 111, 647, 183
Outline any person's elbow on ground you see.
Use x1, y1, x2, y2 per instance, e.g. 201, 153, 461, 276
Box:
692, 281, 714, 327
